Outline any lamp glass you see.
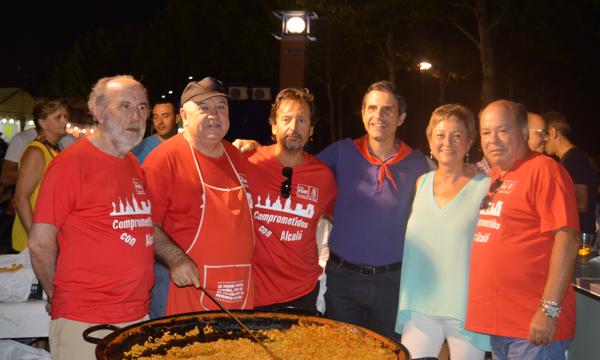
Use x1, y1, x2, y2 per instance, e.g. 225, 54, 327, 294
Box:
286, 16, 306, 34
419, 62, 432, 71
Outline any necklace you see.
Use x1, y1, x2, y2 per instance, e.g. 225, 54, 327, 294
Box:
34, 138, 61, 158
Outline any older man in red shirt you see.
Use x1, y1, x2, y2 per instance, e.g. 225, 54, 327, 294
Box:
466, 100, 579, 360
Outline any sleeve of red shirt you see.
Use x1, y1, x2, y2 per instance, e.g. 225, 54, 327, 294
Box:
536, 159, 580, 234
33, 157, 78, 229
142, 151, 171, 225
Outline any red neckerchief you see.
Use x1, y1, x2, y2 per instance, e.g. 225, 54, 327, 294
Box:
353, 135, 413, 192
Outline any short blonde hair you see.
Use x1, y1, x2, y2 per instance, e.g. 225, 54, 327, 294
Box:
426, 104, 476, 144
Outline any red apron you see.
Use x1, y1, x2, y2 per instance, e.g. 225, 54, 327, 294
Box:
166, 141, 254, 314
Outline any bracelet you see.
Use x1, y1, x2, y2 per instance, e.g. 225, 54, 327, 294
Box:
539, 299, 561, 319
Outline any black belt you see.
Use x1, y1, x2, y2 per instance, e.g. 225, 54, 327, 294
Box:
329, 253, 402, 275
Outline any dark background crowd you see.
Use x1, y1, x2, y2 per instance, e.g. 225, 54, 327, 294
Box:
1, 0, 599, 155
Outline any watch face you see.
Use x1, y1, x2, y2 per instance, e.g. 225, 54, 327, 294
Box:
542, 303, 561, 318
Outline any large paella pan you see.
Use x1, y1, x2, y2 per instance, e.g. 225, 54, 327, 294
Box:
83, 311, 411, 359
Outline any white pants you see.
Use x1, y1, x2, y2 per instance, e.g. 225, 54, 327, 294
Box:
401, 312, 485, 360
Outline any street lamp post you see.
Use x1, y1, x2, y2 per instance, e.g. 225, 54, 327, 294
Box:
418, 61, 433, 123
418, 61, 432, 72
273, 10, 318, 90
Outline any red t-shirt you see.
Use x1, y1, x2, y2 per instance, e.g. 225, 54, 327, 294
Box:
143, 134, 255, 313
34, 138, 155, 323
142, 134, 249, 251
466, 153, 579, 339
245, 145, 336, 306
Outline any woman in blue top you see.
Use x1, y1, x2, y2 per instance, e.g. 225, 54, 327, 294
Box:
396, 104, 491, 359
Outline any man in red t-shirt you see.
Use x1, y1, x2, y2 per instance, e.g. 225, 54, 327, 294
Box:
144, 77, 255, 315
29, 75, 154, 360
466, 100, 579, 359
245, 88, 336, 312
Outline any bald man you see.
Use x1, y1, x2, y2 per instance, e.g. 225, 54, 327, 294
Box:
466, 100, 579, 360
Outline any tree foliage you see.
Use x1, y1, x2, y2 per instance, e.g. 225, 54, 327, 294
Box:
37, 0, 600, 154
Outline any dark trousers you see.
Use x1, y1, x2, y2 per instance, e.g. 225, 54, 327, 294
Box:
149, 262, 170, 319
254, 281, 320, 314
324, 259, 401, 341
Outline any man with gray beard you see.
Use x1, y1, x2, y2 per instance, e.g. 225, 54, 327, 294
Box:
29, 75, 155, 360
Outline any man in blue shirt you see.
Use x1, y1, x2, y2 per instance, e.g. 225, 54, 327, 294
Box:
232, 81, 429, 339
318, 81, 429, 340
132, 100, 179, 163
132, 100, 179, 319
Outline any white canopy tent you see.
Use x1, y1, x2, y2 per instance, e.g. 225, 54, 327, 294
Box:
0, 88, 34, 140
0, 88, 34, 121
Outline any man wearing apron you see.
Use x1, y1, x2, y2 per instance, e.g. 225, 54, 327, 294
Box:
143, 77, 255, 314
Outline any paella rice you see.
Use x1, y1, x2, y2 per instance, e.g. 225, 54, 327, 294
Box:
0, 263, 24, 272
127, 323, 397, 359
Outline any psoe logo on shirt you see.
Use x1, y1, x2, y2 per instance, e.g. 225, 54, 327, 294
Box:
296, 184, 318, 202
132, 178, 145, 195
498, 180, 516, 194
238, 173, 250, 189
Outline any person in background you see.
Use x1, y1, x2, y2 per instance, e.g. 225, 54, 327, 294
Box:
466, 100, 579, 360
144, 77, 255, 315
543, 111, 598, 239
317, 81, 429, 340
0, 134, 7, 161
29, 75, 154, 360
527, 112, 547, 153
246, 88, 336, 313
396, 104, 490, 359
0, 120, 75, 195
130, 99, 179, 319
12, 99, 68, 252
131, 100, 179, 163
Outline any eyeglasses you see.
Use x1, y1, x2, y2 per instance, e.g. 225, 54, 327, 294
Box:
480, 178, 503, 210
529, 128, 548, 137
280, 167, 293, 198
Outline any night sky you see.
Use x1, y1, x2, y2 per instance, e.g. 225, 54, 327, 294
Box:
1, 1, 164, 86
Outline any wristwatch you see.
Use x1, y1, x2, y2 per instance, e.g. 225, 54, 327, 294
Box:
539, 299, 561, 319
